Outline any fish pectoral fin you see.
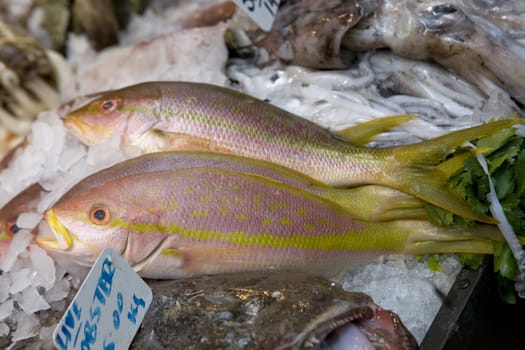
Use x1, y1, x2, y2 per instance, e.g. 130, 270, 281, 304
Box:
139, 129, 232, 153
130, 237, 171, 272
334, 114, 418, 146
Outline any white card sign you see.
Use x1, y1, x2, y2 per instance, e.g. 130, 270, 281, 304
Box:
53, 248, 152, 350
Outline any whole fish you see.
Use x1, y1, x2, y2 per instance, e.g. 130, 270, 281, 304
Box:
63, 81, 523, 222
132, 271, 418, 349
40, 165, 503, 279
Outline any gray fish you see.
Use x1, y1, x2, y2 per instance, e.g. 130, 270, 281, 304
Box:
132, 272, 418, 349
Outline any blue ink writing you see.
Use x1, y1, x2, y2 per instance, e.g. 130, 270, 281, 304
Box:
103, 338, 115, 350
112, 292, 124, 329
93, 257, 116, 305
80, 321, 97, 350
55, 300, 82, 350
127, 294, 146, 324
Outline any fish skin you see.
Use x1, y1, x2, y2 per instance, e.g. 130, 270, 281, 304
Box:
42, 166, 501, 279
63, 81, 523, 222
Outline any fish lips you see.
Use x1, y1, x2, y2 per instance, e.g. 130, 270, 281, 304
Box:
63, 115, 105, 145
41, 209, 74, 251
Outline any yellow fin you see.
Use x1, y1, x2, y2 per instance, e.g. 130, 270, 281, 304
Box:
403, 222, 502, 256
137, 129, 233, 153
334, 114, 418, 146
391, 119, 524, 223
436, 147, 492, 178
323, 185, 427, 221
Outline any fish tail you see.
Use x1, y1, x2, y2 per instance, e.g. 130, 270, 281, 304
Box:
391, 119, 523, 223
402, 221, 504, 256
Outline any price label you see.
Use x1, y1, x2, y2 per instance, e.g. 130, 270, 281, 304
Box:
53, 248, 152, 350
233, 0, 281, 31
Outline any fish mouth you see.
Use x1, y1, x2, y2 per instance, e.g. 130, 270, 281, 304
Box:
63, 115, 91, 141
41, 209, 74, 250
63, 114, 112, 146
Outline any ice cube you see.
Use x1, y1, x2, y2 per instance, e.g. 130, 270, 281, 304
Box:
0, 230, 33, 272
44, 277, 70, 303
10, 309, 38, 342
86, 135, 125, 166
0, 298, 13, 321
14, 285, 50, 314
0, 321, 8, 337
0, 275, 9, 302
28, 245, 55, 290
58, 141, 86, 171
16, 212, 43, 230
9, 268, 32, 294
30, 121, 54, 152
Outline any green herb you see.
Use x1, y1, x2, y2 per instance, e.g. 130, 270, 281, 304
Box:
441, 121, 525, 303
458, 253, 484, 270
493, 241, 518, 279
427, 254, 442, 272
498, 275, 517, 305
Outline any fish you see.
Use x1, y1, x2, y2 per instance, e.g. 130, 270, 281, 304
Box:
0, 183, 43, 260
0, 148, 425, 242
40, 165, 504, 279
63, 81, 524, 222
341, 0, 525, 105
132, 271, 418, 349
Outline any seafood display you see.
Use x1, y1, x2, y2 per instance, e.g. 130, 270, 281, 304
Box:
0, 0, 525, 348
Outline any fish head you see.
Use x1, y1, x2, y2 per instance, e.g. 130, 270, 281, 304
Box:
39, 177, 167, 269
64, 83, 163, 146
0, 183, 43, 239
40, 190, 130, 266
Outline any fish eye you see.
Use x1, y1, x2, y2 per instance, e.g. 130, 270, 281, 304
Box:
6, 221, 20, 234
89, 205, 111, 225
100, 99, 118, 113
